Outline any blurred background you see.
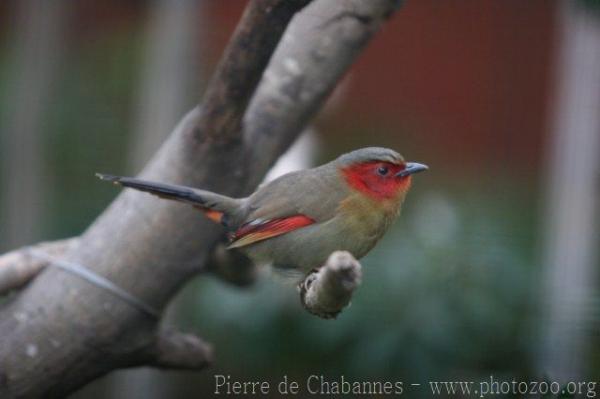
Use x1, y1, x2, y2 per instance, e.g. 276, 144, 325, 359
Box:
0, 0, 598, 397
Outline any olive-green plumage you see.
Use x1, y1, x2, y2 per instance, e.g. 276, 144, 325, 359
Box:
97, 147, 427, 278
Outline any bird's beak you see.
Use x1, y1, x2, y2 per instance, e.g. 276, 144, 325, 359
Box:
396, 162, 429, 177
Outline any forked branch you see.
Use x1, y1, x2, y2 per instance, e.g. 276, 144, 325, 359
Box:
0, 1, 403, 396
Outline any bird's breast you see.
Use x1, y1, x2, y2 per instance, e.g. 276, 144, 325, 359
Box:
335, 193, 401, 257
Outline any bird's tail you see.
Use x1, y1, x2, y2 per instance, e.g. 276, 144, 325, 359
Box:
96, 173, 241, 225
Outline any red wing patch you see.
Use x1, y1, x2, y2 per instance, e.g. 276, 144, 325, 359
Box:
227, 215, 315, 249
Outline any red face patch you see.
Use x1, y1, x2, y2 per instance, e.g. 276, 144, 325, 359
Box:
342, 161, 411, 201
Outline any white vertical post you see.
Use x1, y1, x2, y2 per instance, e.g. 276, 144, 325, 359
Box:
538, 1, 600, 382
127, 0, 201, 173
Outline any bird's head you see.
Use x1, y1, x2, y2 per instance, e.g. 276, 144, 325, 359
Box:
337, 147, 428, 202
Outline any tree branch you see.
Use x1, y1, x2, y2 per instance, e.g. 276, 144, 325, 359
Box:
0, 238, 76, 295
299, 251, 363, 319
196, 0, 312, 142
136, 328, 213, 370
0, 1, 403, 396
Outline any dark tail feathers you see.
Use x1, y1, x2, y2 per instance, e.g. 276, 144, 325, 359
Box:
96, 173, 241, 217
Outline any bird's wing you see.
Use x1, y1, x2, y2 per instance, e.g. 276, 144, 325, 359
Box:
227, 215, 315, 249
227, 167, 347, 249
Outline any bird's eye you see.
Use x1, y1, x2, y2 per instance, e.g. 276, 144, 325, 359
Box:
377, 166, 389, 176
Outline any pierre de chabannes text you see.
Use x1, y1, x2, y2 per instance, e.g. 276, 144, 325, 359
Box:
215, 375, 403, 396
214, 374, 600, 397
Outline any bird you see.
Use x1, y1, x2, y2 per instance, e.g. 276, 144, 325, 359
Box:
97, 147, 427, 278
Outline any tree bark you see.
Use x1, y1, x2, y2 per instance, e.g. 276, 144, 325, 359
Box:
0, 1, 403, 397
0, 239, 75, 295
